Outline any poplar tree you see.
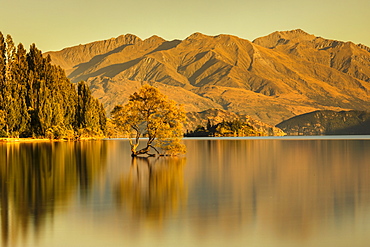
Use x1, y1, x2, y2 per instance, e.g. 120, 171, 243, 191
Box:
0, 32, 5, 110
76, 81, 90, 129
5, 35, 18, 136
27, 44, 46, 136
0, 110, 5, 134
76, 81, 106, 136
98, 102, 107, 134
13, 43, 30, 136
0, 33, 106, 139
55, 66, 77, 128
0, 33, 5, 137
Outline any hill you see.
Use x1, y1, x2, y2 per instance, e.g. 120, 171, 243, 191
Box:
46, 30, 370, 126
276, 110, 370, 135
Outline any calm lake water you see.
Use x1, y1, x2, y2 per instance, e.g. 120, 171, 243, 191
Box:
1, 137, 370, 247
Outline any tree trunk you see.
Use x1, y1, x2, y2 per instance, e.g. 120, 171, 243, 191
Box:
131, 144, 154, 157
129, 138, 160, 157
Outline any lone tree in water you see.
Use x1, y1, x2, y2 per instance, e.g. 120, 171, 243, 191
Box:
111, 85, 186, 157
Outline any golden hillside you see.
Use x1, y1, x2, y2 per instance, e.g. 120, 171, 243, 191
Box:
46, 30, 370, 125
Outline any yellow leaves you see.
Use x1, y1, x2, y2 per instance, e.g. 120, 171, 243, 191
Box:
111, 84, 186, 156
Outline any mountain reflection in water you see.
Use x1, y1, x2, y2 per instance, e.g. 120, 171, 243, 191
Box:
184, 139, 370, 245
0, 138, 370, 247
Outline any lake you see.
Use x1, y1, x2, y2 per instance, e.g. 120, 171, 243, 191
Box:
1, 137, 370, 247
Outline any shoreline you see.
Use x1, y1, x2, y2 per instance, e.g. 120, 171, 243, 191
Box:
0, 137, 106, 143
3, 135, 370, 143
0, 138, 52, 143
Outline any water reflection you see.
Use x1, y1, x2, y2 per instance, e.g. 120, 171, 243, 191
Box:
115, 156, 187, 227
0, 141, 107, 247
185, 139, 370, 243
1, 139, 370, 247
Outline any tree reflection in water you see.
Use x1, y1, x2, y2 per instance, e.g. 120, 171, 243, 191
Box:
0, 141, 107, 247
1, 139, 370, 246
115, 156, 187, 227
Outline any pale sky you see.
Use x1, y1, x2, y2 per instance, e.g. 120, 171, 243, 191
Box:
1, 0, 369, 52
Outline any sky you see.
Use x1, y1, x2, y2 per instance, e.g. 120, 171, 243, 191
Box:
1, 0, 369, 52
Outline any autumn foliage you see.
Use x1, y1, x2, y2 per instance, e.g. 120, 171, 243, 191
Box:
111, 85, 186, 156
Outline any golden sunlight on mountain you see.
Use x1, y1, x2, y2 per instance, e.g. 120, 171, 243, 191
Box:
46, 29, 370, 125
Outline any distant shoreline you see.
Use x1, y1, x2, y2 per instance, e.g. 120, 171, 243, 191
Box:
183, 135, 370, 140
0, 137, 105, 143
2, 135, 370, 143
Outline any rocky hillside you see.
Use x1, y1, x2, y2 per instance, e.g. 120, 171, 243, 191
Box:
46, 30, 370, 125
276, 110, 370, 135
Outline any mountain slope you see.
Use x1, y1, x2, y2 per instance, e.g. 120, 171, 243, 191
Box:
253, 29, 370, 82
45, 30, 370, 125
276, 110, 370, 135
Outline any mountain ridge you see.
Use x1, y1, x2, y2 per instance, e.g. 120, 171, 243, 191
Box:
45, 29, 370, 125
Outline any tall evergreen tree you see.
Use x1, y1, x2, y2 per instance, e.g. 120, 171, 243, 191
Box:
4, 35, 18, 136
26, 44, 44, 136
0, 109, 6, 137
0, 33, 106, 139
76, 81, 106, 136
13, 43, 30, 136
76, 81, 89, 129
26, 44, 63, 136
57, 67, 77, 128
27, 44, 44, 79
0, 32, 5, 111
98, 102, 107, 134
36, 80, 53, 136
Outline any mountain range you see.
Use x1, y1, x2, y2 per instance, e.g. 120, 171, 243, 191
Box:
46, 29, 370, 126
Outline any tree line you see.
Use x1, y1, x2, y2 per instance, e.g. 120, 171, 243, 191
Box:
0, 32, 106, 139
185, 119, 261, 137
